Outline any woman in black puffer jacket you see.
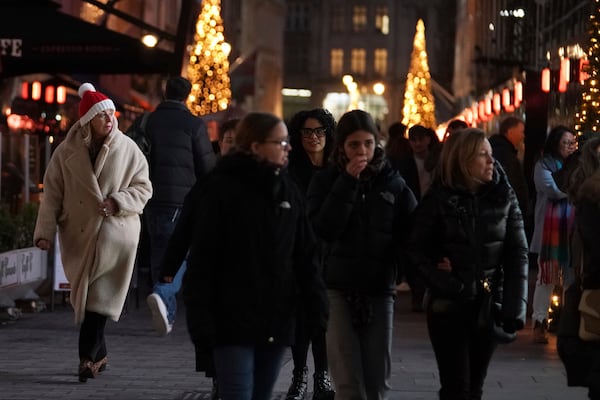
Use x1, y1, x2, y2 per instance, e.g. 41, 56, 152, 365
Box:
408, 128, 528, 400
306, 110, 417, 400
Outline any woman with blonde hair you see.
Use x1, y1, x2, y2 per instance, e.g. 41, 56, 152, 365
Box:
34, 83, 152, 382
408, 128, 528, 400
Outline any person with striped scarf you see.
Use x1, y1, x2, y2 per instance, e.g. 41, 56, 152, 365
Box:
530, 125, 577, 343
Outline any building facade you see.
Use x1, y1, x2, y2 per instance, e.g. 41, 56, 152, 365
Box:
223, 0, 458, 130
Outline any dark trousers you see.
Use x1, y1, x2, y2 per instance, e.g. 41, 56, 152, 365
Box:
291, 326, 328, 373
78, 311, 108, 362
427, 297, 497, 400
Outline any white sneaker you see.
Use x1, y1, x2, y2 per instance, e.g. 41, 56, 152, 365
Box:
146, 293, 173, 336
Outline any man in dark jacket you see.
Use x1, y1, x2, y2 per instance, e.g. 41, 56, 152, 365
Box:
488, 116, 529, 215
145, 76, 216, 336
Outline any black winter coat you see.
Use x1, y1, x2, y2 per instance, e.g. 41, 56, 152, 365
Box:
181, 152, 328, 349
306, 160, 417, 295
145, 100, 216, 207
408, 164, 528, 329
488, 134, 529, 215
573, 171, 600, 290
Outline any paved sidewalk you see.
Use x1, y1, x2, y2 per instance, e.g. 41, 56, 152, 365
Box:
0, 289, 589, 400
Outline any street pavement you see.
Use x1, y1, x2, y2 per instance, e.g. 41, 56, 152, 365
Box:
0, 287, 590, 400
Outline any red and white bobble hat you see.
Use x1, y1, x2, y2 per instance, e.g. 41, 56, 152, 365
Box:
78, 83, 115, 126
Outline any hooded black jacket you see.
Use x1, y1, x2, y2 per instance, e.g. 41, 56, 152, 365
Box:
178, 152, 328, 348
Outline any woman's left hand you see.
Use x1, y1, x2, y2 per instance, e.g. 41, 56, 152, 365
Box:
98, 198, 118, 217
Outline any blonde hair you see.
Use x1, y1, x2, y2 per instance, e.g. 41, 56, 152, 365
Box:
437, 128, 487, 189
80, 121, 93, 148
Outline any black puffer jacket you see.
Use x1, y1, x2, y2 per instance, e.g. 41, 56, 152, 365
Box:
306, 152, 417, 296
146, 100, 216, 207
182, 152, 328, 348
408, 163, 528, 328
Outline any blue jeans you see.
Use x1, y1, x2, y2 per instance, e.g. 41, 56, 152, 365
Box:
144, 205, 185, 324
153, 262, 186, 324
326, 290, 394, 400
213, 344, 287, 400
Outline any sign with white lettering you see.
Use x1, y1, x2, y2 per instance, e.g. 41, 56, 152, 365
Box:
0, 247, 46, 289
0, 38, 22, 57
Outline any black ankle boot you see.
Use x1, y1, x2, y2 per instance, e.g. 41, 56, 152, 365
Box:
312, 370, 335, 400
286, 366, 308, 400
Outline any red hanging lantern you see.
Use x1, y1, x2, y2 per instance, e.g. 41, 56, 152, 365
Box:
45, 86, 55, 104
541, 68, 551, 92
56, 86, 67, 104
502, 88, 510, 109
514, 81, 523, 107
31, 81, 42, 101
493, 93, 501, 114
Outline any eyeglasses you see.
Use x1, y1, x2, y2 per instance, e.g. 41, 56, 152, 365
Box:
300, 127, 327, 138
263, 138, 291, 148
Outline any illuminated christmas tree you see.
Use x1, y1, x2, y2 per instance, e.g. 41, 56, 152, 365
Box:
401, 19, 436, 129
575, 0, 600, 135
187, 0, 231, 115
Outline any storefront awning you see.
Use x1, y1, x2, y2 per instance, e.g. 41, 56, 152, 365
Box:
0, 1, 178, 77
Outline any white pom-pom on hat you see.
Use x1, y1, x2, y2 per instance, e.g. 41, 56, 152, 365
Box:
78, 82, 115, 126
78, 82, 96, 98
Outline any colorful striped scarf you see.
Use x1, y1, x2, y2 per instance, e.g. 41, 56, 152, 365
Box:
539, 197, 575, 284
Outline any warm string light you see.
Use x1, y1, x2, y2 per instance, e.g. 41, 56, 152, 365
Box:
401, 19, 436, 130
576, 0, 600, 135
186, 0, 232, 116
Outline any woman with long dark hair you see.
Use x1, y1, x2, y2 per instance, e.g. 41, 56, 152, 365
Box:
285, 108, 336, 400
307, 109, 417, 399
530, 125, 577, 343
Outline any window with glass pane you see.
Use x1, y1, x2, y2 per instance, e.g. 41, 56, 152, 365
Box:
353, 6, 367, 32
375, 6, 389, 35
374, 49, 387, 76
331, 49, 344, 76
351, 48, 366, 75
286, 3, 310, 32
332, 5, 345, 32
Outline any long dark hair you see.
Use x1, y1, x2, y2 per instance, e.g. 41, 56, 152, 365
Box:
330, 109, 379, 166
543, 125, 572, 160
287, 108, 336, 190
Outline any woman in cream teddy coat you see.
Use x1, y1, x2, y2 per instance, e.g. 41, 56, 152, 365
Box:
34, 83, 152, 382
